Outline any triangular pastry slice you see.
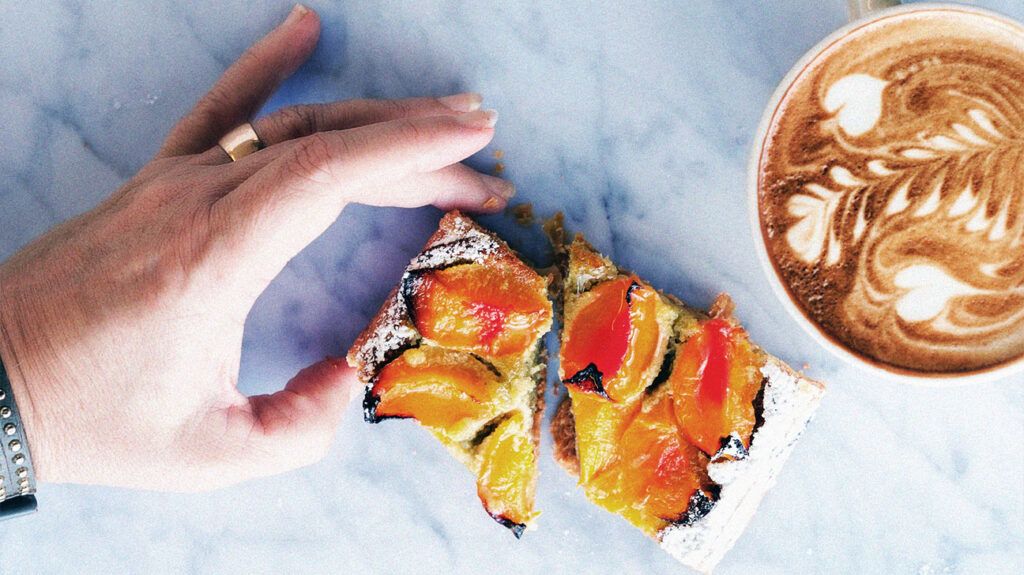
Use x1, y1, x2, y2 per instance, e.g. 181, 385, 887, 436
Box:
551, 235, 825, 572
347, 211, 553, 537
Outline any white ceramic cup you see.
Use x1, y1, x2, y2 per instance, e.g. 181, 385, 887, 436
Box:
748, 1, 1024, 386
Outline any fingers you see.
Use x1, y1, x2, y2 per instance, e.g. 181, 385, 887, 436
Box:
219, 154, 513, 215
254, 93, 483, 147
191, 93, 484, 167
243, 358, 358, 472
211, 110, 499, 288
159, 4, 320, 158
389, 162, 515, 212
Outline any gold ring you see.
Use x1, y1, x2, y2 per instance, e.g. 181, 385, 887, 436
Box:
218, 122, 263, 161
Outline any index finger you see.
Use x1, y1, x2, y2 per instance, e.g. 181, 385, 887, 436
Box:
210, 109, 500, 289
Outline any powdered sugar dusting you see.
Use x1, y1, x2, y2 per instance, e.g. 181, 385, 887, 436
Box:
351, 294, 418, 380
407, 215, 500, 272
407, 234, 499, 272
659, 357, 824, 574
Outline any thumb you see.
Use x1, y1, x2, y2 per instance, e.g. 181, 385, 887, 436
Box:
245, 357, 359, 470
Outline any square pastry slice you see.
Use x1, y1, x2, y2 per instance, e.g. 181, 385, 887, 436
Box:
347, 211, 553, 537
551, 236, 825, 572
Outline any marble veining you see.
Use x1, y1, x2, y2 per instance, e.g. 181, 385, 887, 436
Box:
0, 1, 1021, 573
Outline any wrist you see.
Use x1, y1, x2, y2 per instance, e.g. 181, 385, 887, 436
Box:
0, 282, 52, 484
0, 294, 40, 512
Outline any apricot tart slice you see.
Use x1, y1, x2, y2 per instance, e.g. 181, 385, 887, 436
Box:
349, 211, 552, 537
551, 235, 825, 573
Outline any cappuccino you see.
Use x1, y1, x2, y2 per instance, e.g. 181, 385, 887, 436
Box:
757, 8, 1024, 374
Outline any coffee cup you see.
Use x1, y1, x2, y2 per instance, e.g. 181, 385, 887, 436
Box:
749, 1, 1024, 385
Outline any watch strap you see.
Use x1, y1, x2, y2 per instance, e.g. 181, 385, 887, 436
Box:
0, 354, 38, 520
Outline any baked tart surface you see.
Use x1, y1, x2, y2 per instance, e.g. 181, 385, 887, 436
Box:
553, 236, 825, 572
348, 211, 552, 537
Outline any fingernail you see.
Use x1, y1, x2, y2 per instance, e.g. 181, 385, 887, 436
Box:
482, 196, 503, 211
438, 92, 483, 113
284, 3, 310, 26
482, 175, 516, 200
455, 109, 498, 129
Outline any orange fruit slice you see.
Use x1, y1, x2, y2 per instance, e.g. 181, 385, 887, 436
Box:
582, 389, 710, 537
561, 276, 668, 402
407, 258, 551, 359
365, 347, 503, 440
476, 411, 538, 538
668, 318, 763, 456
568, 388, 641, 483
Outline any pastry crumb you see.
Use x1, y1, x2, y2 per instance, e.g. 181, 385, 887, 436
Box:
494, 162, 505, 176
511, 203, 535, 226
492, 149, 505, 159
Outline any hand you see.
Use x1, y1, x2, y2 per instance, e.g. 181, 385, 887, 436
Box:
0, 5, 512, 492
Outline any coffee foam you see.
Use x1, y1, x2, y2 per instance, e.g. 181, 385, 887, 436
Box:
759, 8, 1024, 373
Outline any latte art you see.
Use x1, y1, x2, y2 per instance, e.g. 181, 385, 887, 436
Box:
759, 9, 1024, 373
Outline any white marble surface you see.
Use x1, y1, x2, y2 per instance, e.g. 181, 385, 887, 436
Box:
1, 1, 1022, 573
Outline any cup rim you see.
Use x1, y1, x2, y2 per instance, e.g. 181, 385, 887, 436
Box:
747, 2, 1024, 387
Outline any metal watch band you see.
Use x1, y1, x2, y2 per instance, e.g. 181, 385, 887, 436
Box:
0, 354, 38, 520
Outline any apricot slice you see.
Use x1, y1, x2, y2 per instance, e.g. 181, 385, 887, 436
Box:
668, 318, 764, 456
476, 411, 538, 537
406, 259, 551, 359
561, 276, 668, 402
582, 390, 711, 537
365, 347, 502, 440
568, 388, 641, 483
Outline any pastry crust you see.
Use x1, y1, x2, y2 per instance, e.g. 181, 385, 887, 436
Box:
530, 348, 548, 455
550, 394, 579, 477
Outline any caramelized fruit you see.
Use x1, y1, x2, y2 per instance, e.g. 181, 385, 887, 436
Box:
568, 388, 640, 483
582, 390, 711, 536
561, 277, 668, 402
476, 411, 538, 537
365, 347, 503, 441
668, 318, 763, 456
407, 259, 551, 359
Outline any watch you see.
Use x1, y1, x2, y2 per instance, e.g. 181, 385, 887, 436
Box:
0, 354, 38, 520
